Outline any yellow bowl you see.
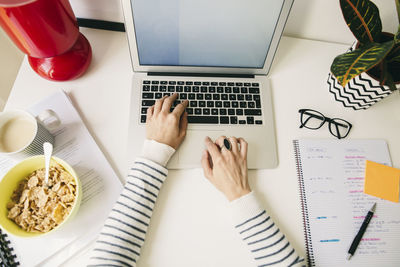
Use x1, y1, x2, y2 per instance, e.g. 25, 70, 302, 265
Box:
0, 156, 82, 237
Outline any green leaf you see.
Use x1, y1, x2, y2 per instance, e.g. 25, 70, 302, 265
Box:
380, 61, 397, 91
396, 0, 400, 24
340, 0, 382, 44
385, 79, 397, 91
387, 43, 400, 63
331, 41, 394, 87
382, 73, 397, 91
396, 25, 400, 44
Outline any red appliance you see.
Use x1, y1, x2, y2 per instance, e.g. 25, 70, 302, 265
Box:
0, 0, 92, 81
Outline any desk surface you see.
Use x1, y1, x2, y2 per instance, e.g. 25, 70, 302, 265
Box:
6, 28, 400, 266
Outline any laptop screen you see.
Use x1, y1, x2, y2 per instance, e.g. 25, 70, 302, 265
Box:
131, 0, 285, 68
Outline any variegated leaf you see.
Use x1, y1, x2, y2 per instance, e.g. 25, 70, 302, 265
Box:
380, 61, 397, 91
387, 44, 400, 63
340, 0, 382, 44
331, 41, 394, 87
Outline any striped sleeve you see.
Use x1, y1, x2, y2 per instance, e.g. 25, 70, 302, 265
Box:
87, 158, 168, 267
229, 192, 305, 267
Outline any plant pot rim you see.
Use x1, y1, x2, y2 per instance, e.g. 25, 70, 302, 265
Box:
355, 32, 400, 85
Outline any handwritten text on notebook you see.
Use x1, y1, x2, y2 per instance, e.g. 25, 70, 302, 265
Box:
295, 139, 400, 266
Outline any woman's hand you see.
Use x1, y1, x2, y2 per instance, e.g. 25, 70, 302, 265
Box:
146, 93, 189, 149
201, 136, 251, 201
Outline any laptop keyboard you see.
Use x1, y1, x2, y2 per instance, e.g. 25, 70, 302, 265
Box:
140, 80, 263, 125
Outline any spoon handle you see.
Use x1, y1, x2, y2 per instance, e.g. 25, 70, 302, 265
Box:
43, 142, 53, 185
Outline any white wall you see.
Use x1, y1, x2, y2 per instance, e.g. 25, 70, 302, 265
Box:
0, 29, 23, 111
70, 0, 399, 45
71, 0, 124, 23
285, 0, 398, 44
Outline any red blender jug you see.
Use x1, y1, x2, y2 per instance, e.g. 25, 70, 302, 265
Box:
0, 0, 92, 81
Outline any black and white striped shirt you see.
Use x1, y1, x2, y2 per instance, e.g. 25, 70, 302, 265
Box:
229, 192, 305, 266
88, 141, 304, 267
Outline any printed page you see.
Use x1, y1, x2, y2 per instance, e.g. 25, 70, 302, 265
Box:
298, 139, 400, 266
0, 91, 123, 266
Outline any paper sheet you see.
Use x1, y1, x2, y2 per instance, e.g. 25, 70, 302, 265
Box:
0, 91, 123, 267
296, 139, 400, 266
364, 160, 400, 203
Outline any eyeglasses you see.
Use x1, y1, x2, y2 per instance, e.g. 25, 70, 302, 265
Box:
298, 109, 352, 139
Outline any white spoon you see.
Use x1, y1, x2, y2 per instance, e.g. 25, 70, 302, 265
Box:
43, 142, 53, 185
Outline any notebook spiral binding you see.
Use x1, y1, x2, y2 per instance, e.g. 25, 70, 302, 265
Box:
293, 140, 315, 267
0, 229, 19, 267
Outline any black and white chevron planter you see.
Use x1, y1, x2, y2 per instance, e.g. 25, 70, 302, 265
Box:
327, 44, 399, 110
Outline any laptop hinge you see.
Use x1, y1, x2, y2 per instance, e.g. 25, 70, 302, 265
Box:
148, 72, 255, 79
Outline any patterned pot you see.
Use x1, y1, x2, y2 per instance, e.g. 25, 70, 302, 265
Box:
327, 43, 399, 110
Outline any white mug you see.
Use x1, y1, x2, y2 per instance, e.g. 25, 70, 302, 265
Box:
0, 109, 59, 159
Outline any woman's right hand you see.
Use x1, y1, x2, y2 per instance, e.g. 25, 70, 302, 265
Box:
201, 136, 251, 201
146, 93, 188, 149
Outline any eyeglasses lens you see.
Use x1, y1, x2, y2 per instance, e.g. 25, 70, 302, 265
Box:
329, 119, 351, 139
301, 110, 325, 129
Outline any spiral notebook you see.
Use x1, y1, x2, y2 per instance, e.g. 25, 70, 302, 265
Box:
0, 228, 19, 267
293, 139, 400, 267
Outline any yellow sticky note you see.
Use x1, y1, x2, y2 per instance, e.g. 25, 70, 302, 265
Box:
364, 160, 400, 203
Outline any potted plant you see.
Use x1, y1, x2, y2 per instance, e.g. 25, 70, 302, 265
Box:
328, 0, 400, 110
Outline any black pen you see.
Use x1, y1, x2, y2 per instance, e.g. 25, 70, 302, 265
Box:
347, 202, 377, 260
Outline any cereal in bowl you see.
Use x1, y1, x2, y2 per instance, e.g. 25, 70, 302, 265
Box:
7, 163, 77, 233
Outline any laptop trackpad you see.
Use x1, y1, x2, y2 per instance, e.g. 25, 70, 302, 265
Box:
175, 129, 225, 166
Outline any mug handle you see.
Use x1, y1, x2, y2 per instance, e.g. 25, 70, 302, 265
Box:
36, 109, 61, 130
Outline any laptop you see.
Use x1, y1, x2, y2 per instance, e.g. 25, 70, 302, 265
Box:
122, 0, 294, 169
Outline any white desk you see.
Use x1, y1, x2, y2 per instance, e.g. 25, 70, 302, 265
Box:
6, 28, 400, 266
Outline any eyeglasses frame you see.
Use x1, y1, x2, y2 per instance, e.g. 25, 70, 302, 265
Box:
298, 109, 353, 139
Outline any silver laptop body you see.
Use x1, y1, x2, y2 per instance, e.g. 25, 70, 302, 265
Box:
122, 0, 294, 169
